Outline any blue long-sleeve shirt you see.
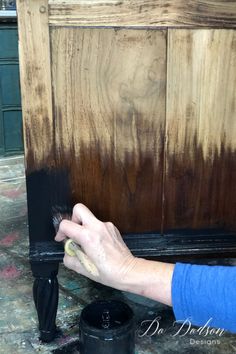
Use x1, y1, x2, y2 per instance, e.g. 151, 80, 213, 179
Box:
171, 263, 236, 333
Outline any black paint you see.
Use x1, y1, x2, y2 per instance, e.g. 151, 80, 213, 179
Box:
123, 229, 236, 258
26, 168, 72, 245
26, 168, 72, 342
29, 229, 236, 262
29, 241, 64, 262
32, 262, 59, 342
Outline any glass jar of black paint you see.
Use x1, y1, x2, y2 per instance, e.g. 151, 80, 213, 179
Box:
79, 300, 135, 354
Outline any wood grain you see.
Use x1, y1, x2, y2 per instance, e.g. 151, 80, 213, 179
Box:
48, 0, 236, 28
50, 28, 166, 233
164, 29, 236, 231
16, 0, 54, 172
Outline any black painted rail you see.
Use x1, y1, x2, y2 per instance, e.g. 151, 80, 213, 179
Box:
30, 229, 236, 262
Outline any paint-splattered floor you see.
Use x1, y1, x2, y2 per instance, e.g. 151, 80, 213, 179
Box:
0, 156, 236, 354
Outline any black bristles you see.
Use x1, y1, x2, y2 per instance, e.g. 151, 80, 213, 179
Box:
49, 169, 73, 233
52, 207, 72, 233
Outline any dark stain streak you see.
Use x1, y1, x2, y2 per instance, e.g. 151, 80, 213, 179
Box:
52, 126, 165, 234
114, 1, 123, 6
25, 132, 236, 236
232, 37, 236, 51
164, 134, 236, 231
162, 10, 169, 15
25, 66, 33, 83
35, 84, 45, 97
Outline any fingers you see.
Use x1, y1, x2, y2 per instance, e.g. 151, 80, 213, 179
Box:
71, 203, 98, 226
55, 219, 88, 248
63, 254, 89, 277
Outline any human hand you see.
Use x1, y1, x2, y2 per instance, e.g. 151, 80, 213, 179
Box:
55, 203, 138, 290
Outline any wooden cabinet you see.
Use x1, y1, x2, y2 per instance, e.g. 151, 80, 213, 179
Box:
16, 0, 236, 342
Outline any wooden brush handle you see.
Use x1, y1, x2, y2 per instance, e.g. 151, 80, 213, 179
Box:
64, 239, 99, 277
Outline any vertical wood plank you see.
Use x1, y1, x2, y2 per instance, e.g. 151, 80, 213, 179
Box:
17, 1, 60, 341
165, 29, 236, 231
16, 0, 54, 171
51, 28, 166, 233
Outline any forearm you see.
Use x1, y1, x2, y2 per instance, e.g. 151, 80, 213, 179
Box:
55, 204, 236, 333
120, 257, 175, 307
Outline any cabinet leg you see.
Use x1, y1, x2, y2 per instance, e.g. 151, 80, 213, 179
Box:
31, 262, 59, 342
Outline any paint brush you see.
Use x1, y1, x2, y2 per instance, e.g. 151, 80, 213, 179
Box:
49, 169, 99, 276
52, 210, 99, 277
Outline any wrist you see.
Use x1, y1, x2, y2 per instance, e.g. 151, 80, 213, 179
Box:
120, 257, 174, 306
119, 256, 149, 293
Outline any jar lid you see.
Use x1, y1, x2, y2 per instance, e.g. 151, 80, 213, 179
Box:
79, 300, 134, 340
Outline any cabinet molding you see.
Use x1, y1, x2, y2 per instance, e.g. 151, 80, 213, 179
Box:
49, 0, 236, 28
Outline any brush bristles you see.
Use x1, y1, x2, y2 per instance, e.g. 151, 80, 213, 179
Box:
52, 206, 72, 233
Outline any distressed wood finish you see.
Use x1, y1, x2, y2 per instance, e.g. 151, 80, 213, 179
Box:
50, 28, 166, 233
17, 0, 54, 171
48, 0, 236, 28
17, 1, 60, 342
164, 29, 236, 231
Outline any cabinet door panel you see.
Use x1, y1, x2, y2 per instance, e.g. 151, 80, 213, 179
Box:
51, 28, 166, 233
0, 65, 21, 106
3, 110, 23, 152
0, 28, 18, 59
164, 29, 236, 231
0, 26, 22, 156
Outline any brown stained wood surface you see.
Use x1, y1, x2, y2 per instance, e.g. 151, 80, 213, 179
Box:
48, 0, 236, 28
17, 0, 236, 235
16, 0, 55, 171
50, 28, 166, 233
164, 29, 236, 231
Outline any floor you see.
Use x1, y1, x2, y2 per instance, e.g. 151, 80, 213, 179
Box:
0, 155, 236, 354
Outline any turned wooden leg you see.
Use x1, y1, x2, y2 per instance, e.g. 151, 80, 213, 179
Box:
31, 262, 59, 342
26, 170, 65, 342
